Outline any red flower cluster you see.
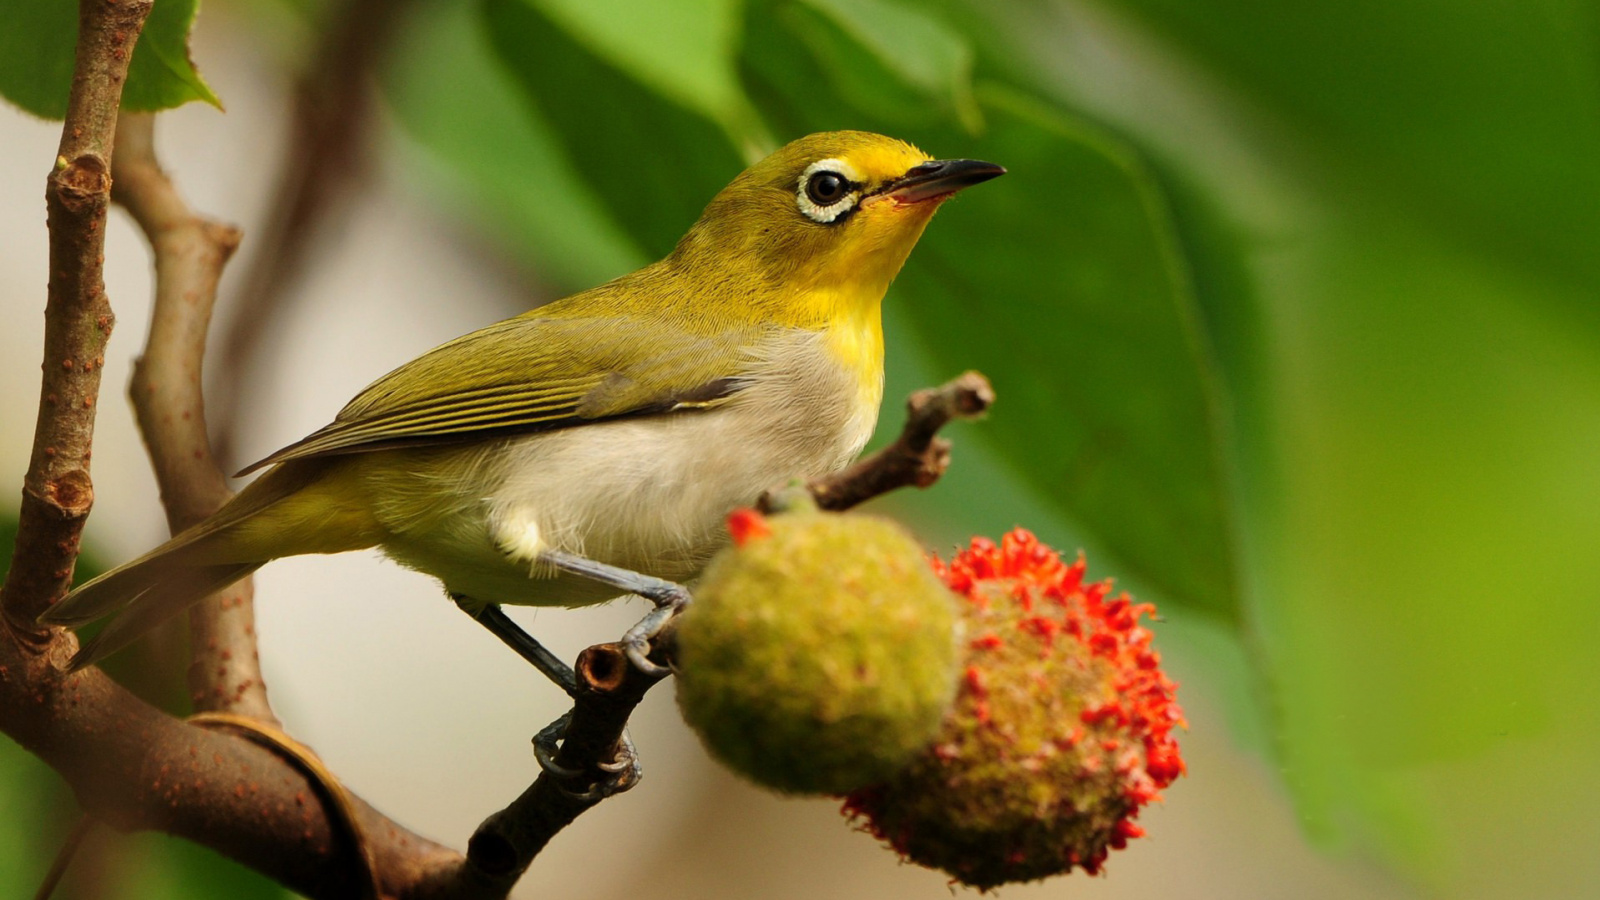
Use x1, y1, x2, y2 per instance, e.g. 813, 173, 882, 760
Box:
843, 529, 1185, 888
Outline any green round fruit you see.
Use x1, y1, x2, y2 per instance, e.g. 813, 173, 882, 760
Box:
675, 508, 961, 795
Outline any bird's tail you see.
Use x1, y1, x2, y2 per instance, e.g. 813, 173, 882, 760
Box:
40, 459, 379, 671
55, 559, 263, 670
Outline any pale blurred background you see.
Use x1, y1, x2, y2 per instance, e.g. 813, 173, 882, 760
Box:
3, 0, 1596, 897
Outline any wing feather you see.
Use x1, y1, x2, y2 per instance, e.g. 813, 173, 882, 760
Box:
237, 310, 753, 475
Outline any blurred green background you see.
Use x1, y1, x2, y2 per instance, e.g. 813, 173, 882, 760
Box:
2, 0, 1597, 897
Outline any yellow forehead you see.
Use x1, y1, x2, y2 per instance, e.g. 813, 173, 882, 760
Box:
763, 131, 931, 186
829, 136, 930, 184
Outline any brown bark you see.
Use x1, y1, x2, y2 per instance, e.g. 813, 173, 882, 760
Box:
0, 0, 153, 638
109, 112, 276, 722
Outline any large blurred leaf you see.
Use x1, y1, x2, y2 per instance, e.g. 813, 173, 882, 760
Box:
904, 90, 1238, 622
932, 0, 1600, 892
383, 0, 645, 288
1096, 0, 1600, 317
481, 0, 747, 259
782, 0, 980, 131
0, 0, 220, 119
529, 0, 756, 141
742, 0, 1240, 621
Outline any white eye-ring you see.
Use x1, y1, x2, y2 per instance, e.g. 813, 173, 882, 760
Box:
797, 158, 862, 223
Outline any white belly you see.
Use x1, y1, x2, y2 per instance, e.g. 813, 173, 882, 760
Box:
360, 329, 880, 607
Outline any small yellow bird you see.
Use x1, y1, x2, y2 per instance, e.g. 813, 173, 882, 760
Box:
44, 131, 1004, 676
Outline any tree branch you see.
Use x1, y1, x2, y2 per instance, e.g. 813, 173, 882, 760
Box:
0, 6, 459, 898
454, 639, 670, 894
0, 0, 150, 637
763, 371, 995, 514
108, 112, 279, 721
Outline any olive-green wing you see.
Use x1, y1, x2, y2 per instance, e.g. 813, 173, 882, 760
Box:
237, 313, 751, 475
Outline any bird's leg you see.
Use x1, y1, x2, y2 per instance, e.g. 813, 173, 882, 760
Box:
535, 549, 690, 678
451, 595, 578, 697
454, 596, 643, 797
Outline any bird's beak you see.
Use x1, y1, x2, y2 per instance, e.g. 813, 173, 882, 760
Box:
877, 158, 1007, 205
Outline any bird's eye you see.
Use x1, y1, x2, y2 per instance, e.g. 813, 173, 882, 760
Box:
806, 171, 848, 207
796, 158, 862, 223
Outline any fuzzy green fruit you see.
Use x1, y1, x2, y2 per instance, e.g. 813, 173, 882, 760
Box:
675, 507, 961, 795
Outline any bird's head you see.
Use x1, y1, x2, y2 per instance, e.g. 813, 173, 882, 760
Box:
671, 131, 1005, 326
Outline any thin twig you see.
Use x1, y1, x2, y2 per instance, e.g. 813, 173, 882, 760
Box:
32, 815, 95, 900
762, 371, 995, 513
108, 113, 279, 722
453, 639, 671, 894
0, 0, 153, 639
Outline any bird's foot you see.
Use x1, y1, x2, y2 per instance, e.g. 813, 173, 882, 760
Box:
533, 713, 642, 800
620, 589, 688, 678
536, 549, 691, 678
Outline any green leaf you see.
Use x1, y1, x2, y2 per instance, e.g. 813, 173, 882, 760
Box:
0, 736, 77, 897
910, 90, 1238, 622
788, 0, 981, 132
1089, 0, 1600, 320
481, 0, 748, 259
125, 0, 222, 112
741, 1, 1241, 620
528, 0, 754, 139
383, 0, 646, 288
0, 0, 75, 119
0, 0, 219, 119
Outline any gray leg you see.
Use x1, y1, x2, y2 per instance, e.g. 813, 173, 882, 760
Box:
536, 549, 690, 677
455, 594, 643, 797
452, 595, 578, 696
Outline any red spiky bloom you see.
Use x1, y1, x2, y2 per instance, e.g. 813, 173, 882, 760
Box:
842, 529, 1186, 889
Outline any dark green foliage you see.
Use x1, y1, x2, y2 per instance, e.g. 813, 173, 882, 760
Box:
0, 0, 218, 119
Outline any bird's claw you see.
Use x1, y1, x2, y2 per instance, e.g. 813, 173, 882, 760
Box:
585, 728, 643, 797
624, 640, 672, 679
532, 714, 642, 799
620, 587, 689, 678
529, 549, 690, 678
533, 714, 584, 780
